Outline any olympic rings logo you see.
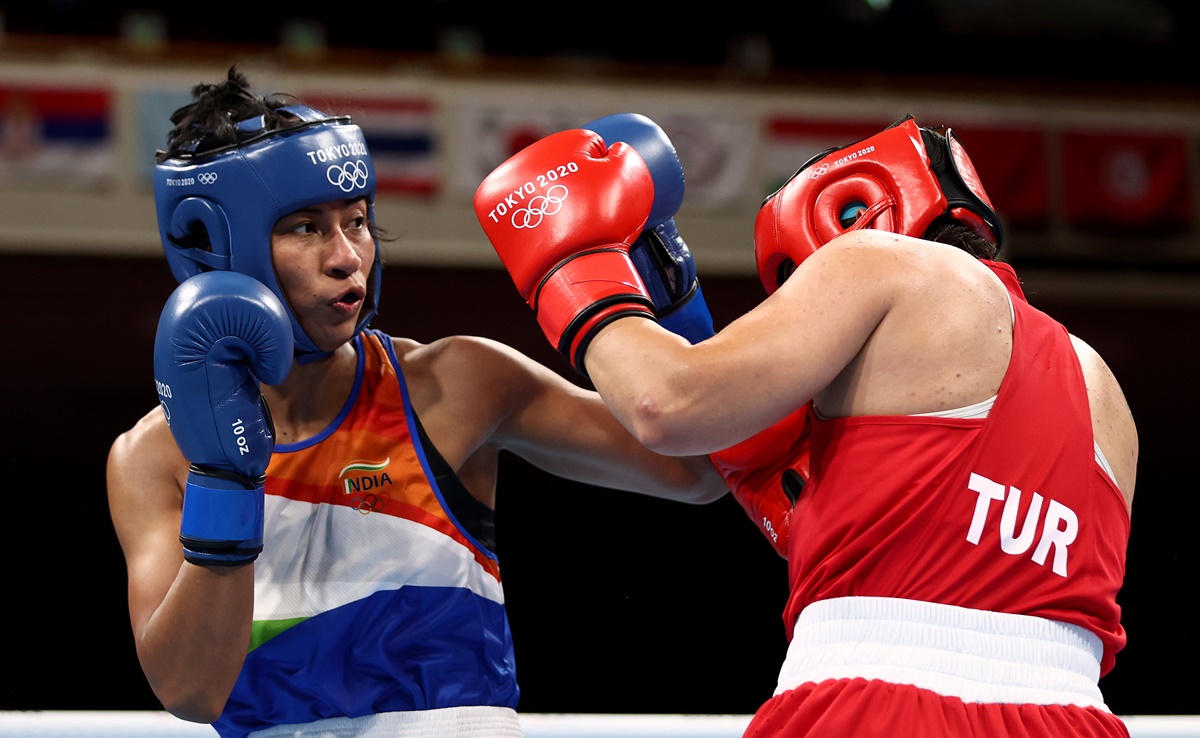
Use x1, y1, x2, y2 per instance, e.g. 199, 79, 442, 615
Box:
511, 184, 568, 229
327, 160, 370, 192
807, 163, 830, 180
196, 172, 218, 185
353, 493, 385, 515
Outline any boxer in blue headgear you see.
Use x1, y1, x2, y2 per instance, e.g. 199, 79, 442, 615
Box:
108, 70, 728, 738
153, 69, 382, 363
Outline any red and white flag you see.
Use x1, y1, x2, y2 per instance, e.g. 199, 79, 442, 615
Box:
951, 125, 1049, 229
1060, 129, 1191, 231
760, 117, 892, 196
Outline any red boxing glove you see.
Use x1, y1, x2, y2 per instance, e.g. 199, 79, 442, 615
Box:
474, 128, 657, 374
709, 403, 812, 559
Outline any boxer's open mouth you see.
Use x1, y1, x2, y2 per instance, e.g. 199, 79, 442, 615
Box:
336, 289, 363, 306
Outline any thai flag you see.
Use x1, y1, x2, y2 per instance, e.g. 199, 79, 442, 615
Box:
0, 84, 114, 189
306, 94, 440, 197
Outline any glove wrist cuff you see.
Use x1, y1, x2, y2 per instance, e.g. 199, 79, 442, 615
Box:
180, 473, 265, 567
656, 282, 716, 344
533, 249, 655, 372
189, 465, 266, 490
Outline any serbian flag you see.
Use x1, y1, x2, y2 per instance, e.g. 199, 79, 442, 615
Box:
950, 125, 1048, 229
1061, 129, 1191, 231
0, 84, 115, 189
305, 94, 441, 197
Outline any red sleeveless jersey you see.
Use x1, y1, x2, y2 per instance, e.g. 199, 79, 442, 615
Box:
781, 261, 1129, 676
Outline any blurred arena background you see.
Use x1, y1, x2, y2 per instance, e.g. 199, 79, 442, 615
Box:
0, 0, 1198, 729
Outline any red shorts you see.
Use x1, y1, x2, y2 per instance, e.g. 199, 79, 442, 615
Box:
743, 678, 1130, 738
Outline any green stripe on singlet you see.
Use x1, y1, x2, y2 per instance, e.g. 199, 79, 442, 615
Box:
249, 616, 309, 652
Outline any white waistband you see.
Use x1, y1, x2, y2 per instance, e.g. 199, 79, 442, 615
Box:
775, 596, 1109, 711
246, 705, 523, 738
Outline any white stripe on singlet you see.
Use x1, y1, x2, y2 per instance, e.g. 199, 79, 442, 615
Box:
914, 395, 1118, 486
247, 706, 524, 738
775, 596, 1110, 710
911, 293, 1118, 485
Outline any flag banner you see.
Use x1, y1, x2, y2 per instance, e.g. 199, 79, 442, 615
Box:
451, 104, 588, 200
0, 84, 115, 190
626, 109, 759, 210
454, 104, 757, 209
760, 117, 894, 199
1061, 129, 1191, 232
950, 125, 1048, 230
304, 94, 441, 197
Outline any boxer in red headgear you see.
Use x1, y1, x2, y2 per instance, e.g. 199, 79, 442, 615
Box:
755, 115, 1004, 293
477, 114, 1137, 737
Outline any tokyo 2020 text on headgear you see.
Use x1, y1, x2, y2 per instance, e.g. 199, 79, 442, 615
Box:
754, 115, 1004, 295
154, 103, 382, 363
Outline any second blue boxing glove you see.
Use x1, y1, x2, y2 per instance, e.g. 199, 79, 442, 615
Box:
583, 113, 716, 344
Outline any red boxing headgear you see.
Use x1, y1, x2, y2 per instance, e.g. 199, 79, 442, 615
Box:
754, 115, 1004, 294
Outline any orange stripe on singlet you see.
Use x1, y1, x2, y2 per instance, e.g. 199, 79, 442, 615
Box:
266, 331, 502, 583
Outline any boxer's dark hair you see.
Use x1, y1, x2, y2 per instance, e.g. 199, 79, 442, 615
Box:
157, 66, 300, 162
925, 221, 1000, 260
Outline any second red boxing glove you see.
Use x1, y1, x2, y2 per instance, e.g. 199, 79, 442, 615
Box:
709, 403, 813, 559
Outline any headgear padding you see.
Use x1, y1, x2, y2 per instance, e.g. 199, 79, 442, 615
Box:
154, 104, 382, 361
754, 115, 1003, 295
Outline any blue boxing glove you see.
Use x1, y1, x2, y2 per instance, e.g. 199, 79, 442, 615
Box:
631, 217, 715, 343
582, 113, 715, 344
153, 271, 293, 566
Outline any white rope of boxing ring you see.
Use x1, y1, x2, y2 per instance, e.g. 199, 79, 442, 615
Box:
1, 712, 1198, 737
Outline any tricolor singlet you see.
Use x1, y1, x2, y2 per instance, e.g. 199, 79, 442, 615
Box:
745, 262, 1131, 738
213, 330, 521, 738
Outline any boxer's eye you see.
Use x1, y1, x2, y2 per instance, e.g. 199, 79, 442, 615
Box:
839, 202, 868, 229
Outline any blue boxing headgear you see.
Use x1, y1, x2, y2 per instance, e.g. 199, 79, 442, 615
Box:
154, 104, 382, 363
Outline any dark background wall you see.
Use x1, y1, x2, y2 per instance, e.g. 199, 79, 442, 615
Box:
0, 0, 1197, 721
1, 0, 1196, 92
0, 251, 1195, 718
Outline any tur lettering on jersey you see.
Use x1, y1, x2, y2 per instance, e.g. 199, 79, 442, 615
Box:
965, 472, 1079, 577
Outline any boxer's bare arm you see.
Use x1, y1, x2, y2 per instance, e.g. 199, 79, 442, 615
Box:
107, 408, 252, 722
395, 334, 728, 509
1071, 335, 1138, 509
585, 232, 1011, 455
